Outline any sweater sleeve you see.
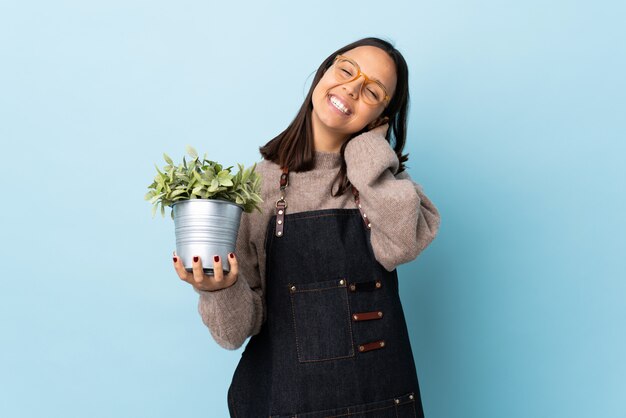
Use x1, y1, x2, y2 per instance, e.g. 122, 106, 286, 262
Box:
193, 208, 266, 350
344, 124, 441, 271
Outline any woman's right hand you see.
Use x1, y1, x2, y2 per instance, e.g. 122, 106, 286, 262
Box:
172, 251, 239, 292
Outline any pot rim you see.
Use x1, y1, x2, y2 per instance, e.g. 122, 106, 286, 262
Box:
171, 197, 244, 211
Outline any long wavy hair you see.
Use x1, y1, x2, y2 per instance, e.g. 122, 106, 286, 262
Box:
259, 37, 410, 197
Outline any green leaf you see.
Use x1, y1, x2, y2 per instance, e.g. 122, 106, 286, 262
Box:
209, 178, 219, 192
163, 153, 173, 165
186, 145, 198, 159
174, 172, 190, 182
169, 189, 187, 198
200, 171, 214, 184
217, 170, 234, 186
149, 193, 164, 204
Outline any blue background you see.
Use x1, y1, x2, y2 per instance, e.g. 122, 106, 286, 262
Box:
1, 1, 624, 417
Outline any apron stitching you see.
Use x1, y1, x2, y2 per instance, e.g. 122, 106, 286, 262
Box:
289, 288, 303, 362
343, 282, 356, 358
289, 287, 356, 363
327, 403, 396, 417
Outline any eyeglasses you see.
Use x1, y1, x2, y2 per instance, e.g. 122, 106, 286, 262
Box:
332, 55, 391, 106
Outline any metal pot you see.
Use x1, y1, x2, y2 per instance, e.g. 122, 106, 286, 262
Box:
172, 199, 243, 274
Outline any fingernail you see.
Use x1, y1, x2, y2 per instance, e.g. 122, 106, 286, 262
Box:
214, 255, 220, 262
173, 257, 178, 263
229, 253, 234, 259
193, 256, 199, 263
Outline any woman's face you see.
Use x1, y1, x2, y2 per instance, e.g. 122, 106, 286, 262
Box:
311, 45, 397, 138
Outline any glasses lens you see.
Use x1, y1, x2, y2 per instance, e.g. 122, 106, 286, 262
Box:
334, 59, 357, 82
362, 81, 386, 105
334, 58, 386, 105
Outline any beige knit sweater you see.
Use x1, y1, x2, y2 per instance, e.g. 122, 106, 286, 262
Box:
194, 125, 441, 350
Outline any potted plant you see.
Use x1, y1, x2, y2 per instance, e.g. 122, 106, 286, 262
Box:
145, 145, 262, 274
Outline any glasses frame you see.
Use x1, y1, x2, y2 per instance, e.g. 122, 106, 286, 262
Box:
332, 54, 391, 106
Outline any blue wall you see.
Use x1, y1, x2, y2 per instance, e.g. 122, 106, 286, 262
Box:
1, 1, 624, 417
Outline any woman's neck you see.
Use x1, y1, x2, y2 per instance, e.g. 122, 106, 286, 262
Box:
311, 111, 349, 153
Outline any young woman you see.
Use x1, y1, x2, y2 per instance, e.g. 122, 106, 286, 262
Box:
173, 37, 441, 417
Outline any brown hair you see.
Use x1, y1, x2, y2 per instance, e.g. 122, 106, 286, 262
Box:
259, 37, 410, 197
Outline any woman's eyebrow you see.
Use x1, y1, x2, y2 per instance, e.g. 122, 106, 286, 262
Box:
345, 56, 386, 85
360, 64, 387, 88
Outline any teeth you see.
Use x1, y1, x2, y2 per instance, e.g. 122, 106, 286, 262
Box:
330, 95, 349, 114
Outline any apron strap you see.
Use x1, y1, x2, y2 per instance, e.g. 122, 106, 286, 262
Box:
274, 167, 288, 237
351, 186, 372, 230
275, 166, 371, 238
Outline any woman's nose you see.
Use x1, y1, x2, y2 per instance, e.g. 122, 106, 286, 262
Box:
342, 76, 365, 99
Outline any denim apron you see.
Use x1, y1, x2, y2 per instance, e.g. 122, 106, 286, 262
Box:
227, 167, 425, 418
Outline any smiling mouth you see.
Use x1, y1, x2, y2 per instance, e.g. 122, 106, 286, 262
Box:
328, 94, 352, 115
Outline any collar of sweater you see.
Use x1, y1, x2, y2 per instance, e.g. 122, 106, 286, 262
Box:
314, 150, 341, 170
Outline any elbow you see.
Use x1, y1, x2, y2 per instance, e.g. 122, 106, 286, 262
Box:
202, 309, 265, 350
199, 304, 265, 351
418, 213, 441, 252
212, 331, 247, 351
412, 207, 441, 259
374, 236, 419, 272
375, 207, 441, 272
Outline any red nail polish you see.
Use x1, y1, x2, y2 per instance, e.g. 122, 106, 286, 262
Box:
173, 257, 178, 263
193, 256, 199, 263
214, 255, 220, 262
229, 253, 234, 259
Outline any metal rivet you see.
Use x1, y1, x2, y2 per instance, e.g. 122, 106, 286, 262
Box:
339, 279, 345, 286
375, 281, 381, 288
358, 204, 362, 208
394, 398, 400, 404
353, 314, 358, 320
349, 284, 356, 291
367, 223, 372, 228
290, 285, 296, 291
380, 341, 385, 347
277, 220, 282, 224
363, 213, 367, 218
278, 210, 283, 215
358, 345, 364, 352
409, 394, 414, 400
277, 231, 282, 236
378, 311, 383, 317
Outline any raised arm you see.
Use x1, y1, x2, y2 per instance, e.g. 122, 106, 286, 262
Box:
344, 124, 441, 271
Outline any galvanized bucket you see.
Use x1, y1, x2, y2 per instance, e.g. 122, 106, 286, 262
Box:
172, 199, 243, 274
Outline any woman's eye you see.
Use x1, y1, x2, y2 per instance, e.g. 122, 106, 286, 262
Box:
367, 89, 379, 99
341, 69, 352, 76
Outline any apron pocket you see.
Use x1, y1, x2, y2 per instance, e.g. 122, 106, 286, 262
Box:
289, 392, 419, 417
289, 278, 355, 362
